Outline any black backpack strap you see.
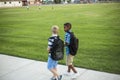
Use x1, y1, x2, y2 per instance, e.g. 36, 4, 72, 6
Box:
67, 31, 75, 39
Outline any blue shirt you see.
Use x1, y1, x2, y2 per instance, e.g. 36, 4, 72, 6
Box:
65, 32, 71, 55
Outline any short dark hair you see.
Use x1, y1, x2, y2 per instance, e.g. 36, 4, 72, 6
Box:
64, 23, 72, 29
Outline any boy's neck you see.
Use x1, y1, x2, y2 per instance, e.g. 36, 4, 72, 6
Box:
66, 30, 71, 32
52, 34, 58, 36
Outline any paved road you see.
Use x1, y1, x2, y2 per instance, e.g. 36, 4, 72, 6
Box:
0, 54, 120, 80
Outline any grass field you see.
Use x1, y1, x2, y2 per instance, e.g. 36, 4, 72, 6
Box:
0, 3, 120, 74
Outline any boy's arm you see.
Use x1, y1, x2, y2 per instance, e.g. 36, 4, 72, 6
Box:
47, 46, 50, 53
65, 42, 69, 46
47, 38, 53, 53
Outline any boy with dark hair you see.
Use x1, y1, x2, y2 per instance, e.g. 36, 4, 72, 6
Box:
64, 23, 79, 78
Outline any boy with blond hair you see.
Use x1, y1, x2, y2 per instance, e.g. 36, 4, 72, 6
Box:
47, 25, 62, 80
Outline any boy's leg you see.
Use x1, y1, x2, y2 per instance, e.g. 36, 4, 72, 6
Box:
48, 56, 59, 78
53, 68, 62, 80
68, 66, 71, 72
53, 68, 59, 77
68, 54, 77, 73
66, 55, 71, 72
69, 65, 77, 73
54, 68, 57, 72
50, 68, 59, 77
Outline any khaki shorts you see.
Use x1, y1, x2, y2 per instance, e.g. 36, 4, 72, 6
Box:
66, 54, 74, 66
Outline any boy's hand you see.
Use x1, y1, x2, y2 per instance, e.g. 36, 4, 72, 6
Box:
47, 47, 50, 53
65, 42, 69, 46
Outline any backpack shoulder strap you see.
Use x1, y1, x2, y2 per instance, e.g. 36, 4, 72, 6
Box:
67, 31, 75, 38
56, 36, 60, 39
49, 36, 54, 40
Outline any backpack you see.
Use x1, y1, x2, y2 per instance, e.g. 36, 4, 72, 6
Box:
50, 36, 64, 61
68, 32, 79, 56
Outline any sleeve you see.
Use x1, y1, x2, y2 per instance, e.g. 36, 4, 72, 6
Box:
48, 37, 54, 48
65, 33, 71, 44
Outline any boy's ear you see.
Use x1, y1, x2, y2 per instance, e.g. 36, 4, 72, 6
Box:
69, 26, 71, 29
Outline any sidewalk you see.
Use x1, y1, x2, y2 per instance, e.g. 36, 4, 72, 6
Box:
0, 54, 120, 80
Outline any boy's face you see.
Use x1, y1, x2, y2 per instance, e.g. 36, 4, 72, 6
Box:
64, 26, 70, 32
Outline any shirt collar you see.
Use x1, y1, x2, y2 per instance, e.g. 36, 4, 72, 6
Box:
52, 34, 58, 37
66, 30, 71, 33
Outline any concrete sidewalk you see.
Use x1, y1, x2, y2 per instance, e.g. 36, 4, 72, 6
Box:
0, 54, 120, 80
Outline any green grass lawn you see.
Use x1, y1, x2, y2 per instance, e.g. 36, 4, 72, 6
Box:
0, 3, 120, 74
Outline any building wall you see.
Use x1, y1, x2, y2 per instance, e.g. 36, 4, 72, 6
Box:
0, 1, 22, 7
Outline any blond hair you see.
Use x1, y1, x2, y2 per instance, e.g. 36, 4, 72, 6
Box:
51, 25, 59, 34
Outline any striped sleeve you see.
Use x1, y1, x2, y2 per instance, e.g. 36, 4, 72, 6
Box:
48, 37, 54, 48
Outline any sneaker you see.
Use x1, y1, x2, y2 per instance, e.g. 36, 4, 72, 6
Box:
64, 71, 72, 76
51, 77, 57, 80
74, 72, 79, 76
58, 75, 62, 80
72, 72, 80, 78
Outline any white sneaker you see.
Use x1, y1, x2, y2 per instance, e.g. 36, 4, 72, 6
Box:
74, 72, 80, 76
72, 72, 80, 78
64, 72, 72, 76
